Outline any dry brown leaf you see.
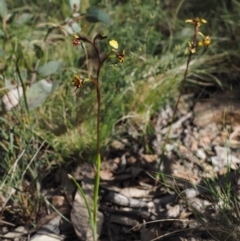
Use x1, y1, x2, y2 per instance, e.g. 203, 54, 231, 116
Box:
130, 167, 143, 179
2, 226, 28, 239
127, 155, 137, 164
71, 176, 103, 241
55, 169, 76, 199
114, 173, 132, 181
52, 195, 65, 207
120, 187, 152, 198
111, 139, 128, 149
140, 226, 158, 241
179, 210, 192, 219
30, 216, 63, 241
141, 154, 158, 163
166, 204, 180, 218
100, 169, 114, 180
71, 191, 93, 241
101, 157, 119, 173
194, 94, 240, 128
52, 195, 71, 215
109, 214, 139, 227
103, 191, 151, 208
36, 212, 59, 231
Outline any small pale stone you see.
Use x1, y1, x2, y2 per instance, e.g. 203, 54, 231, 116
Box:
2, 87, 23, 110
182, 188, 199, 199
196, 149, 206, 160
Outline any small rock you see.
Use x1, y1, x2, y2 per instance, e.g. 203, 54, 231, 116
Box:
166, 204, 180, 218
196, 149, 206, 160
182, 188, 199, 199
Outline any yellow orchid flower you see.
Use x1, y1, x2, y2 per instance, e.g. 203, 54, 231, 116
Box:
72, 74, 84, 89
185, 17, 207, 27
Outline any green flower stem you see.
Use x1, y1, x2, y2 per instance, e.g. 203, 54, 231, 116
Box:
93, 153, 101, 227
16, 57, 29, 115
91, 78, 101, 227
72, 36, 115, 240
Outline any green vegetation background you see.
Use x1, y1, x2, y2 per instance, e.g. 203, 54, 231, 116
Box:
0, 0, 240, 208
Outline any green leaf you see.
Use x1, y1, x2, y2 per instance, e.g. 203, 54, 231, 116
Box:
38, 61, 61, 77
22, 79, 53, 110
0, 0, 8, 19
86, 7, 110, 25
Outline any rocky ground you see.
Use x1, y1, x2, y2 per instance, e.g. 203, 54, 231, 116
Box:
2, 90, 240, 241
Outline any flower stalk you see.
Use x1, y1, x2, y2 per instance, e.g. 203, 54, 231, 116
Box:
156, 17, 211, 183
71, 33, 124, 239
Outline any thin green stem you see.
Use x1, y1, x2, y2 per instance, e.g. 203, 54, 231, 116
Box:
16, 57, 29, 115
91, 78, 101, 227
83, 39, 112, 238
73, 36, 111, 240
93, 153, 101, 233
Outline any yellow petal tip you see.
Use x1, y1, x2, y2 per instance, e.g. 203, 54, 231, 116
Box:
109, 39, 119, 49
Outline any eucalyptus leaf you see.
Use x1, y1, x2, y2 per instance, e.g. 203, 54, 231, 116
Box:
15, 13, 33, 25
4, 77, 12, 89
0, 74, 13, 90
38, 61, 61, 77
86, 7, 110, 25
0, 28, 4, 37
0, 0, 8, 19
71, 22, 81, 33
0, 48, 3, 57
22, 79, 53, 110
51, 80, 59, 93
63, 24, 74, 35
15, 69, 27, 84
69, 0, 80, 12
63, 18, 81, 34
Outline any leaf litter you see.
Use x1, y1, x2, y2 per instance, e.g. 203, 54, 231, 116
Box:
2, 91, 240, 240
